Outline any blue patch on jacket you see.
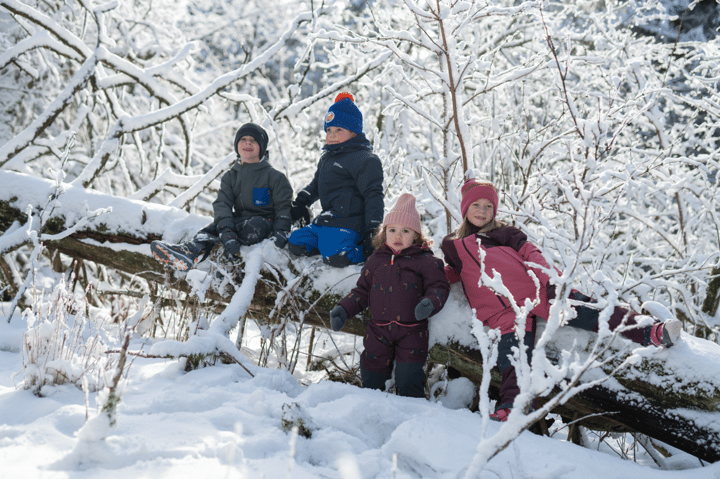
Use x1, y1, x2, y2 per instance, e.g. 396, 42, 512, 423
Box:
253, 187, 270, 206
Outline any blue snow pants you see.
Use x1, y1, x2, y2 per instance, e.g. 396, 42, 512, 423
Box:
287, 223, 364, 264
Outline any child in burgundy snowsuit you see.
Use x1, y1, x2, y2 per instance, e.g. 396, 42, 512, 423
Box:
330, 193, 450, 398
441, 179, 683, 421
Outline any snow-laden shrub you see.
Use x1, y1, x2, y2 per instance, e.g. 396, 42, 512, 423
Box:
18, 273, 112, 395
280, 403, 315, 439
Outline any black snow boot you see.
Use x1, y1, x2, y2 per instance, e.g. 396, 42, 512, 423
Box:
323, 252, 352, 268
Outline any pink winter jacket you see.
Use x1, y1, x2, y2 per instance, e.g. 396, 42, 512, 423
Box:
441, 225, 551, 335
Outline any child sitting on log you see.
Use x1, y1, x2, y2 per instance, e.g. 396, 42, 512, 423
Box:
441, 179, 683, 421
151, 123, 293, 271
287, 92, 384, 267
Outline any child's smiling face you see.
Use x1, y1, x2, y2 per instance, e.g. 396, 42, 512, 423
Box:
466, 199, 494, 228
236, 135, 261, 163
385, 224, 417, 253
325, 126, 356, 145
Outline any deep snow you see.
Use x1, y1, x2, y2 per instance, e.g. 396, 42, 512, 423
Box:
2, 312, 720, 479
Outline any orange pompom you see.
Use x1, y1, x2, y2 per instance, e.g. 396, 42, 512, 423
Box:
335, 92, 355, 103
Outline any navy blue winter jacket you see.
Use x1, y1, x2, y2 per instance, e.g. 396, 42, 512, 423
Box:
295, 134, 384, 235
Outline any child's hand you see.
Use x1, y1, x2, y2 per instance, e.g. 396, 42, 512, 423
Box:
330, 305, 348, 331
414, 298, 434, 321
361, 231, 375, 260
290, 201, 311, 227
272, 231, 289, 249
220, 229, 241, 259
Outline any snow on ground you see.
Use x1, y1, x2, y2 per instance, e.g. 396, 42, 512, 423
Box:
2, 315, 720, 479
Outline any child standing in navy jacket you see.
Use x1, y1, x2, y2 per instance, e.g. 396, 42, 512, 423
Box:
330, 193, 450, 397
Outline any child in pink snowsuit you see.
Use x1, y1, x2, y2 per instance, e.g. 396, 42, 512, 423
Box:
330, 193, 450, 398
441, 179, 682, 421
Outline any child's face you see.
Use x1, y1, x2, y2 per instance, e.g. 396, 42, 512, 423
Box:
385, 224, 417, 253
325, 127, 357, 145
237, 135, 261, 163
466, 199, 494, 228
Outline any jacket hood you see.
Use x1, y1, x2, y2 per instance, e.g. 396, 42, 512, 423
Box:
231, 156, 271, 172
322, 132, 372, 153
375, 244, 429, 257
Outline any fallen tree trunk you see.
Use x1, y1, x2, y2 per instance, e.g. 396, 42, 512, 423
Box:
427, 340, 720, 463
2, 171, 720, 462
15, 219, 720, 462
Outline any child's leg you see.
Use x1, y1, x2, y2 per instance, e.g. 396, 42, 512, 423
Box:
235, 216, 273, 245
287, 224, 321, 256
151, 223, 217, 270
395, 326, 429, 398
193, 223, 221, 249
495, 327, 535, 412
360, 322, 395, 391
316, 227, 364, 264
395, 363, 426, 398
567, 290, 646, 345
360, 365, 390, 391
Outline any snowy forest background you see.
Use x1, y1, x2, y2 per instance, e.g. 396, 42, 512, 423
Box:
2, 0, 720, 477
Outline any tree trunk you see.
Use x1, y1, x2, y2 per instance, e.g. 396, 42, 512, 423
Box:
427, 340, 720, 463
2, 191, 720, 463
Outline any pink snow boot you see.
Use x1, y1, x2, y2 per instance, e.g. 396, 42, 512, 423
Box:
649, 319, 682, 347
489, 407, 512, 422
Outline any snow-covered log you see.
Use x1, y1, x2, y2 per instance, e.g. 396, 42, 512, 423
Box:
2, 170, 720, 462
428, 290, 720, 463
427, 336, 720, 462
0, 170, 366, 326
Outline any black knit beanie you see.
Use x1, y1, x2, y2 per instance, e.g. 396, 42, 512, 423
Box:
234, 123, 269, 160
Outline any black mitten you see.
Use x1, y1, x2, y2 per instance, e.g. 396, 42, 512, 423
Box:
272, 231, 289, 249
290, 201, 311, 227
362, 231, 375, 261
220, 229, 241, 259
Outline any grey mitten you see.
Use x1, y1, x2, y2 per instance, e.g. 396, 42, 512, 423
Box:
414, 297, 434, 321
330, 305, 348, 332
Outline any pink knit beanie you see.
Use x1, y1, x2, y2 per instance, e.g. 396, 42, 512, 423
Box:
383, 193, 422, 234
460, 179, 499, 219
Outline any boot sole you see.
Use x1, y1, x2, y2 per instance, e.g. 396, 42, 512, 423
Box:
150, 241, 195, 271
662, 319, 682, 345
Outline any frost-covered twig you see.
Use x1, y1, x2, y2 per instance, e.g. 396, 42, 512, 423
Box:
6, 206, 41, 323
71, 10, 314, 188
0, 53, 98, 167
209, 246, 266, 336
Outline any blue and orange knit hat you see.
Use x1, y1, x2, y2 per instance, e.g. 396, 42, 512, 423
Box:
324, 92, 363, 135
